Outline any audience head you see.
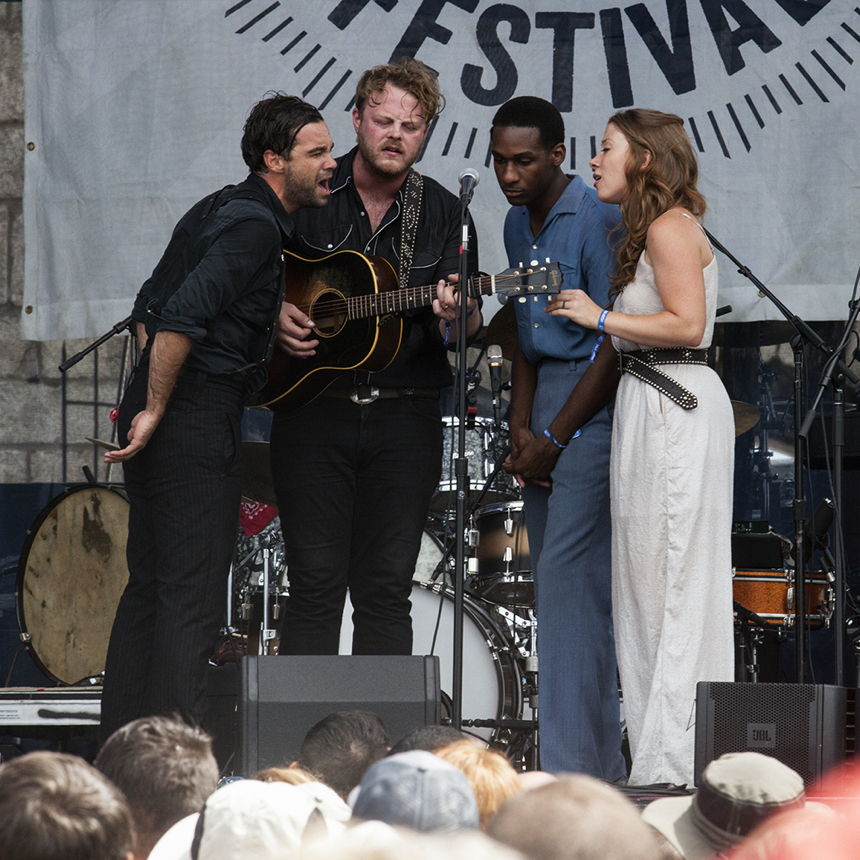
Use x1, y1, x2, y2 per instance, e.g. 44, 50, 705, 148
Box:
487, 773, 661, 860
95, 715, 219, 859
296, 827, 527, 860
642, 752, 805, 860
149, 779, 350, 860
352, 750, 480, 832
0, 750, 134, 860
727, 801, 840, 860
294, 826, 527, 860
255, 765, 317, 786
433, 739, 522, 829
388, 724, 466, 756
298, 710, 390, 800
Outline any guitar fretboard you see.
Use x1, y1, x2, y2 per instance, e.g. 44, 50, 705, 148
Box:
345, 270, 555, 321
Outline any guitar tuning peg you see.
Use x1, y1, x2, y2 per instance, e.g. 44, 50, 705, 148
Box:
530, 260, 539, 267
545, 257, 551, 264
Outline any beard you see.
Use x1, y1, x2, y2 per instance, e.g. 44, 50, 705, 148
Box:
283, 169, 328, 210
356, 133, 419, 179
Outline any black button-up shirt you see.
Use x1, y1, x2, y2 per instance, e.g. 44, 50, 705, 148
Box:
133, 173, 294, 390
288, 148, 479, 389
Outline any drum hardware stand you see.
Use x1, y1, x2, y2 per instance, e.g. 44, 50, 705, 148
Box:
846, 614, 860, 687
798, 295, 860, 686
704, 229, 858, 684
733, 601, 771, 682
432, 446, 512, 586
750, 355, 781, 522
258, 545, 276, 654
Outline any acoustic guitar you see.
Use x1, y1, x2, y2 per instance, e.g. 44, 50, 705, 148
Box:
253, 249, 562, 410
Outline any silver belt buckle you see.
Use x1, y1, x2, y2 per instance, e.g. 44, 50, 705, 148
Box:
350, 384, 379, 405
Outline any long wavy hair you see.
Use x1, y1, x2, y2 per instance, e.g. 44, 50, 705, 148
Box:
607, 109, 707, 298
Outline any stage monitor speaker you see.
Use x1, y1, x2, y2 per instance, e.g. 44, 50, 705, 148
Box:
695, 682, 850, 786
237, 655, 440, 776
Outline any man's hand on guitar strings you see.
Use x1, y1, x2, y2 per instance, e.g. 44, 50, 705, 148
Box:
277, 301, 319, 358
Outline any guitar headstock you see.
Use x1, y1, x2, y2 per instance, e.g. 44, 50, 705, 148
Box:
478, 260, 563, 298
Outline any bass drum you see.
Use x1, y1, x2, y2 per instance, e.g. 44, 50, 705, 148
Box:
410, 583, 524, 742
16, 485, 130, 685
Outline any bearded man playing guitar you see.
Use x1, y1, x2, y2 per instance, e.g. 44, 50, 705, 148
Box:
271, 58, 482, 656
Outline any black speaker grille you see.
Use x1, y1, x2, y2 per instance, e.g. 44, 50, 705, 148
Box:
709, 683, 816, 783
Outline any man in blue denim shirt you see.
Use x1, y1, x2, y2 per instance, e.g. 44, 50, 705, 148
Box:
491, 97, 626, 779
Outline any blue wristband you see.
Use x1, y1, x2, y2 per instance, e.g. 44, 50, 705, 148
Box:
543, 428, 567, 449
597, 309, 610, 332
443, 321, 451, 346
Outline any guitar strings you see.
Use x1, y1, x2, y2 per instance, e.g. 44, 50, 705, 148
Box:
293, 273, 546, 319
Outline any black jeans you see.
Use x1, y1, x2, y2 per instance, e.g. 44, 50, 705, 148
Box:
100, 370, 244, 741
270, 394, 443, 655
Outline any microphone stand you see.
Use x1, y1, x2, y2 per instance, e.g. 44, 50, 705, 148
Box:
797, 297, 860, 685
58, 316, 134, 372
451, 189, 476, 729
704, 229, 858, 683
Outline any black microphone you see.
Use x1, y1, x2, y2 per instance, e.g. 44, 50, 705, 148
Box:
488, 344, 503, 430
458, 167, 479, 203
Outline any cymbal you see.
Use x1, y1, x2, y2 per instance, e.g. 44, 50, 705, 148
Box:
242, 441, 277, 508
732, 400, 761, 437
485, 302, 518, 360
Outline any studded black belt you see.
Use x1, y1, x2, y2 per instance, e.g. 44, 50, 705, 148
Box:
618, 347, 708, 410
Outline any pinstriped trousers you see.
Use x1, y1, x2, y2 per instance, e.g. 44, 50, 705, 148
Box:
99, 369, 244, 742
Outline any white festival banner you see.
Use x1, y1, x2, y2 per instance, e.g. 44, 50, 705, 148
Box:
22, 0, 859, 340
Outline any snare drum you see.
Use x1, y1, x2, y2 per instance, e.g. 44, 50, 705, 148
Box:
431, 417, 516, 513
339, 582, 523, 743
733, 568, 834, 628
470, 501, 533, 607
16, 485, 130, 684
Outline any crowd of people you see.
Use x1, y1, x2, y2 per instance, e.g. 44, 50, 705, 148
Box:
1, 712, 859, 860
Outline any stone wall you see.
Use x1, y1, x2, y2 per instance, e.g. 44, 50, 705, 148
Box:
0, 2, 128, 485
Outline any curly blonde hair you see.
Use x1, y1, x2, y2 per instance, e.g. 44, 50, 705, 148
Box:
354, 57, 445, 125
607, 109, 706, 298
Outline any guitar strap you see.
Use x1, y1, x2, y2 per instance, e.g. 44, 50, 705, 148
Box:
398, 168, 423, 291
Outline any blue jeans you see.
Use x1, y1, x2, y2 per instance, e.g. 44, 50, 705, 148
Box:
524, 358, 625, 779
100, 369, 244, 741
270, 394, 443, 655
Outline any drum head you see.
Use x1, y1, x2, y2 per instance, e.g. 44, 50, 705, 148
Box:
17, 485, 130, 685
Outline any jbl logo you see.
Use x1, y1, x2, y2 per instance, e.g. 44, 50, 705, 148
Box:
747, 723, 776, 748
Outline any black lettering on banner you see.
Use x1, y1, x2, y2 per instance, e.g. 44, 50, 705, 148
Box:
461, 4, 531, 106
626, 0, 695, 94
535, 11, 596, 112
328, 0, 399, 31
600, 9, 634, 108
699, 0, 782, 75
772, 0, 831, 26
388, 0, 480, 63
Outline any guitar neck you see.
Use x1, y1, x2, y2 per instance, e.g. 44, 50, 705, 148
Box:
346, 273, 516, 320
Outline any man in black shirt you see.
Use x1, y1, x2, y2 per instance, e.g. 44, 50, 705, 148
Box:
99, 93, 336, 740
272, 59, 481, 655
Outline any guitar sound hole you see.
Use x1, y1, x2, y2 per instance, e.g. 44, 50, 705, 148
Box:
311, 290, 348, 337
